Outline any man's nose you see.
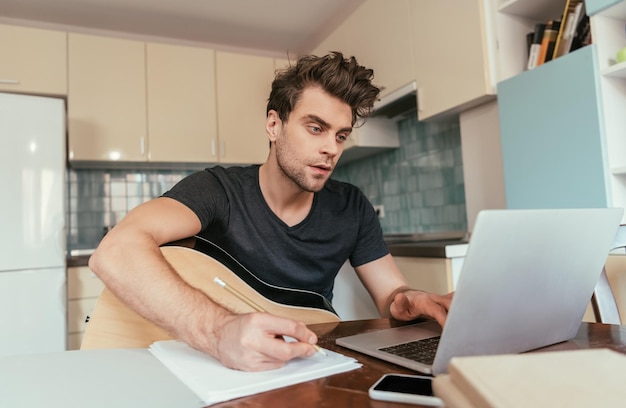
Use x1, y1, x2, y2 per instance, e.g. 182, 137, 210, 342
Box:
320, 134, 339, 156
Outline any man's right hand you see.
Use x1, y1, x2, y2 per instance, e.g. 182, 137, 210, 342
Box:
187, 310, 321, 371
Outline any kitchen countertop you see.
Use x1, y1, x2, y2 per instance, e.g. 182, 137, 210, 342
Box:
386, 240, 468, 258
384, 231, 469, 258
66, 231, 470, 267
66, 249, 95, 267
67, 255, 91, 267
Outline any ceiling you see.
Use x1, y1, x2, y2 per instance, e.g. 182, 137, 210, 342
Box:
0, 0, 364, 56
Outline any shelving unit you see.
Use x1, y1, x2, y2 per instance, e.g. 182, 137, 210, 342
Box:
495, 0, 626, 222
590, 0, 626, 218
493, 0, 568, 82
498, 0, 564, 20
603, 60, 626, 77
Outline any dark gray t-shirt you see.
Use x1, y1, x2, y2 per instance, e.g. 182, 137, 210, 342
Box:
162, 165, 388, 301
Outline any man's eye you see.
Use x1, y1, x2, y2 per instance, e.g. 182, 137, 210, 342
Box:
336, 134, 348, 143
309, 126, 322, 133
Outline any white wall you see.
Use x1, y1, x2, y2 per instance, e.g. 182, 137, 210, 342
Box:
333, 262, 380, 321
459, 100, 506, 232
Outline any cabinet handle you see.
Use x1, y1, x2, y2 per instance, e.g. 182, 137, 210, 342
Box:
140, 137, 145, 155
0, 79, 20, 84
211, 139, 217, 157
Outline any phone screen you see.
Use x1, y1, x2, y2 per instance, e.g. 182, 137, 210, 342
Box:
373, 374, 435, 396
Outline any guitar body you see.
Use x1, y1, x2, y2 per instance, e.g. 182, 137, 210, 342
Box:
81, 237, 340, 350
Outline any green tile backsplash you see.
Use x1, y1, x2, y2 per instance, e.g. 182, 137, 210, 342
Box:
333, 114, 466, 234
67, 169, 194, 251
67, 114, 466, 251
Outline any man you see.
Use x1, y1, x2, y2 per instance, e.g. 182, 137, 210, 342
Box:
89, 52, 452, 372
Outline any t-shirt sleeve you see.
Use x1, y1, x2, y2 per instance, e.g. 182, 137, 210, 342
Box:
161, 170, 228, 231
349, 191, 389, 267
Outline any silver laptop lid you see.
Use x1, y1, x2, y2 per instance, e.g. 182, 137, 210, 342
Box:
432, 208, 623, 375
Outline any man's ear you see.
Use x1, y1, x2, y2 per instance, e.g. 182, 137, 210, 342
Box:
266, 110, 281, 142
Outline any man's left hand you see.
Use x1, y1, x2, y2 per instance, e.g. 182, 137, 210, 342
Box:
389, 290, 453, 327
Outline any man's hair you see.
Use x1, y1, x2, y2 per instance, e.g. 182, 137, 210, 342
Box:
267, 51, 380, 126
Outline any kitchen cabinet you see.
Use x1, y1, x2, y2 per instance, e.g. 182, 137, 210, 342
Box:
311, 0, 415, 99
67, 266, 105, 350
68, 33, 147, 161
496, 1, 626, 223
310, 0, 411, 163
395, 256, 465, 295
274, 58, 292, 71
69, 34, 261, 164
339, 117, 399, 164
409, 0, 497, 121
215, 51, 275, 164
0, 23, 67, 96
498, 46, 607, 209
146, 43, 217, 162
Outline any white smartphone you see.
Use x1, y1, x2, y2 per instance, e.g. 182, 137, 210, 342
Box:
368, 373, 444, 406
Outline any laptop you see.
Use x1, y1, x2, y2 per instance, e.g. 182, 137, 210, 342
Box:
336, 208, 623, 375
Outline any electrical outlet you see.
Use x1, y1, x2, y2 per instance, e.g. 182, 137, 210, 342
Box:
373, 205, 385, 218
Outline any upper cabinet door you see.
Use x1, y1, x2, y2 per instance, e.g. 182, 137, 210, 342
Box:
215, 51, 274, 164
410, 0, 495, 121
498, 46, 609, 209
68, 33, 147, 162
312, 0, 414, 98
0, 24, 67, 96
586, 0, 623, 15
343, 0, 415, 97
146, 43, 217, 163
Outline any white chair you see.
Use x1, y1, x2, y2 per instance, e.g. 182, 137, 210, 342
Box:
591, 224, 626, 324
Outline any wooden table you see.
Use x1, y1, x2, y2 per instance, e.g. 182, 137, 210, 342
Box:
212, 319, 626, 407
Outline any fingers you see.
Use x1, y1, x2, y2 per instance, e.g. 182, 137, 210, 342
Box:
268, 315, 318, 346
427, 300, 449, 327
215, 313, 319, 371
389, 290, 455, 327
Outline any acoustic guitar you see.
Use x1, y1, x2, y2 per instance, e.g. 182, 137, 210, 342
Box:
81, 236, 341, 350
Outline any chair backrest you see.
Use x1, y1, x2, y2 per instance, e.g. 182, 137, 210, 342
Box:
591, 224, 626, 324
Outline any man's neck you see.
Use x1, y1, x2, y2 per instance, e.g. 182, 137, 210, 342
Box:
259, 162, 314, 227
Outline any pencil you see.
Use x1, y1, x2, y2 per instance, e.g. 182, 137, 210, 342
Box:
213, 276, 265, 312
213, 277, 327, 356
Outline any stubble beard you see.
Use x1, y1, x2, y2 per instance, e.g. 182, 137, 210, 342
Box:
275, 141, 331, 193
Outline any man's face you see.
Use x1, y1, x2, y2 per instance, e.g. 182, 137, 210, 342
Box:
268, 87, 353, 193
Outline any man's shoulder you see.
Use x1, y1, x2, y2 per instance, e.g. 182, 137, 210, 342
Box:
206, 164, 258, 176
205, 165, 259, 184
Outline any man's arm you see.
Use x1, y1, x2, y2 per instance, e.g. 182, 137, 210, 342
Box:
354, 254, 453, 327
89, 197, 318, 371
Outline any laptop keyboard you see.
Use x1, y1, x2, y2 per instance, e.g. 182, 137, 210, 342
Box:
378, 336, 441, 365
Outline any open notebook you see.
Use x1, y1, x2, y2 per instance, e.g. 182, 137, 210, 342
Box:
149, 340, 360, 405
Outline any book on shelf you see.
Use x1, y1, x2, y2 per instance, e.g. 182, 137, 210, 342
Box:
536, 20, 561, 66
570, 14, 592, 52
527, 23, 546, 70
525, 0, 591, 70
432, 349, 626, 408
553, 0, 585, 59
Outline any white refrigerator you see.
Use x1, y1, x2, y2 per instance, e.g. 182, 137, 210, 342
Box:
0, 92, 67, 356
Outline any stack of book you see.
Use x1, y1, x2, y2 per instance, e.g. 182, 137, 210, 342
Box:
432, 348, 626, 408
526, 0, 590, 70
